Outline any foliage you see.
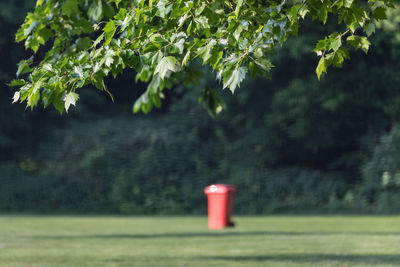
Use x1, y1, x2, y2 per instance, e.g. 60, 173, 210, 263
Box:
10, 0, 396, 113
0, 114, 350, 214
362, 125, 400, 213
38, 116, 223, 214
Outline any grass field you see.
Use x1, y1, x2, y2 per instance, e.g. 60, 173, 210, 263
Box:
1, 216, 400, 266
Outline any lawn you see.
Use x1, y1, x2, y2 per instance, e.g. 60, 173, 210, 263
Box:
1, 216, 400, 266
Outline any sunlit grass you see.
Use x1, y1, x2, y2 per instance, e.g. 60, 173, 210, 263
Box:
1, 215, 400, 266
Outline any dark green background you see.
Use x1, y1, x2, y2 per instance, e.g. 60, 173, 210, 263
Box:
1, 0, 400, 214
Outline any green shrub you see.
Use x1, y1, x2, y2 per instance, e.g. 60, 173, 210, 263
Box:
362, 125, 400, 212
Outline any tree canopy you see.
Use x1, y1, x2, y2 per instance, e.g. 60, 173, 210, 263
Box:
10, 0, 395, 114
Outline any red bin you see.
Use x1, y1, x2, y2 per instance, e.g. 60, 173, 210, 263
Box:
204, 184, 237, 229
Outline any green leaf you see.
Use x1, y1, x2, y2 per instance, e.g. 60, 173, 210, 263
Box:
314, 39, 328, 52
330, 36, 342, 51
201, 87, 226, 116
92, 33, 104, 48
223, 67, 247, 93
156, 0, 172, 18
233, 24, 244, 41
209, 50, 223, 70
319, 6, 328, 24
132, 99, 142, 113
344, 0, 353, 8
64, 92, 79, 112
173, 38, 185, 54
196, 40, 217, 64
194, 17, 209, 29
52, 95, 65, 114
120, 49, 140, 68
347, 35, 370, 53
178, 14, 188, 27
182, 51, 191, 66
249, 61, 256, 77
195, 2, 206, 16
148, 75, 161, 94
38, 28, 53, 43
27, 89, 40, 109
36, 0, 45, 7
151, 93, 162, 108
186, 21, 193, 36
154, 56, 178, 79
235, 0, 244, 18
8, 79, 26, 87
25, 34, 40, 53
15, 27, 26, 43
364, 23, 375, 37
114, 7, 128, 20
373, 7, 387, 20
75, 37, 92, 51
16, 60, 32, 77
103, 20, 116, 46
105, 56, 114, 67
288, 4, 301, 22
253, 48, 263, 59
254, 58, 273, 71
316, 57, 327, 80
332, 47, 350, 67
62, 0, 79, 16
88, 0, 103, 20
12, 92, 20, 103
135, 7, 142, 24
111, 0, 122, 8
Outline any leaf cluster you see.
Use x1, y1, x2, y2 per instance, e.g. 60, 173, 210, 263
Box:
10, 0, 396, 113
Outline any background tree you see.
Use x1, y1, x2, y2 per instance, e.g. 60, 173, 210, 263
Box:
1, 1, 400, 214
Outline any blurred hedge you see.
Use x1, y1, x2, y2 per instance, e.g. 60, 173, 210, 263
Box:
0, 116, 351, 214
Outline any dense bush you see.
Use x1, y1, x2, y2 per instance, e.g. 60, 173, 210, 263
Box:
0, 115, 359, 214
362, 126, 400, 213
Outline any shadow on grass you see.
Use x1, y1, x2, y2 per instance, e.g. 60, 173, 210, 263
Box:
197, 253, 400, 264
31, 230, 400, 240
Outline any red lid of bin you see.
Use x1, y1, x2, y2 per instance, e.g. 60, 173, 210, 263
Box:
204, 184, 237, 194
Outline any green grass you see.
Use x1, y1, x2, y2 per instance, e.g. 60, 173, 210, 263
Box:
1, 216, 400, 266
